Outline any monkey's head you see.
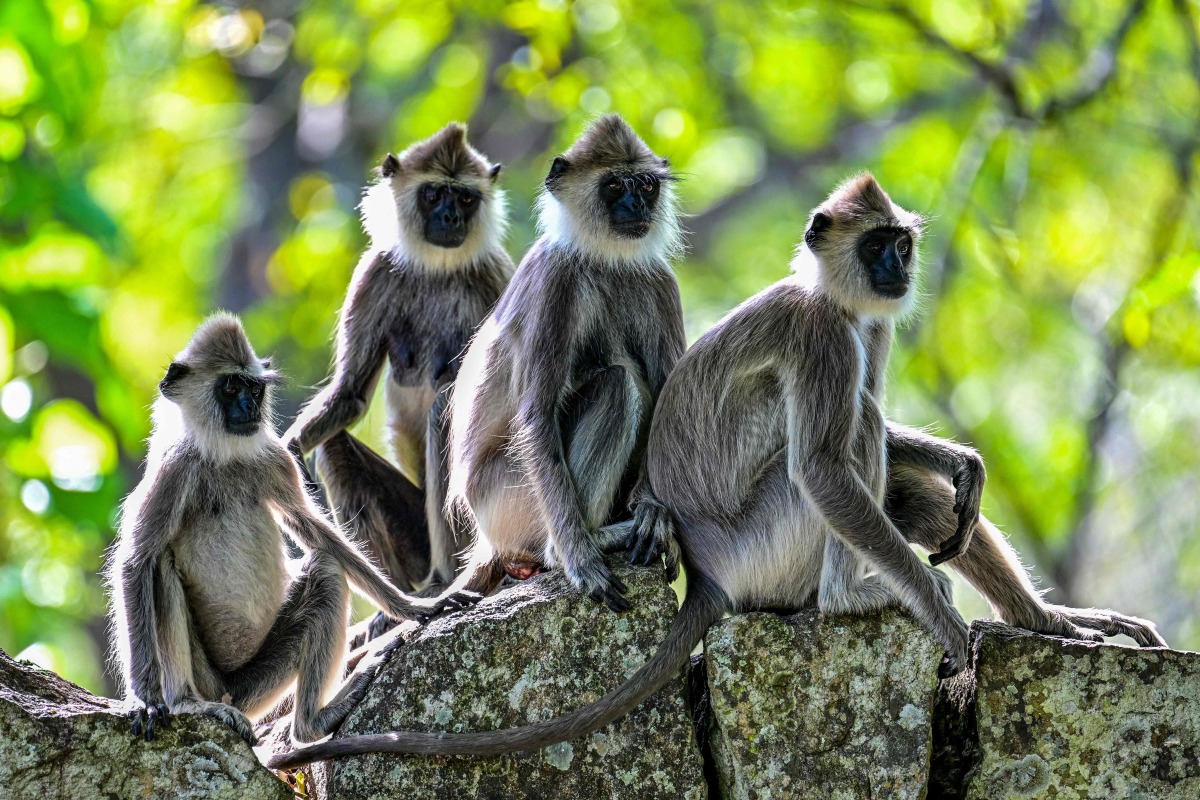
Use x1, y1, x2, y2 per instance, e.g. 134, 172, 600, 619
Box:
361, 123, 507, 269
156, 313, 281, 458
538, 114, 681, 265
797, 172, 925, 317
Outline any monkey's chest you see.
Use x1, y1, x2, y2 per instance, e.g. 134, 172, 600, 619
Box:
175, 502, 287, 671
385, 318, 476, 388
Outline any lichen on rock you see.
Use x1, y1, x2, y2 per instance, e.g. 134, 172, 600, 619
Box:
705, 609, 943, 800
0, 648, 290, 800
968, 621, 1200, 800
311, 557, 706, 800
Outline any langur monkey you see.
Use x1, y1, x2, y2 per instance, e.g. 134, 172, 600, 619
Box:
286, 123, 513, 598
109, 315, 471, 746
428, 113, 684, 609
269, 174, 1164, 769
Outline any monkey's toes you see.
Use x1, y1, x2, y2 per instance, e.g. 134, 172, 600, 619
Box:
205, 705, 257, 746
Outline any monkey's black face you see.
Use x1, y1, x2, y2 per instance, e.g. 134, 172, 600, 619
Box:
599, 173, 660, 238
215, 374, 265, 436
417, 183, 482, 248
858, 227, 913, 298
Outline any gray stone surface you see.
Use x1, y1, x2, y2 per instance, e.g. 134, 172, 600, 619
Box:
0, 647, 290, 800
705, 609, 943, 799
967, 621, 1200, 800
313, 557, 706, 800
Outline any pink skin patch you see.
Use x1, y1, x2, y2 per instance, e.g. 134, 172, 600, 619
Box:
503, 561, 544, 581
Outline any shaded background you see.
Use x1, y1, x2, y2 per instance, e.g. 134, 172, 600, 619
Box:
1, 0, 1197, 695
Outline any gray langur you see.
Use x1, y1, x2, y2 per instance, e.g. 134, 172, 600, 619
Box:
108, 314, 470, 746
285, 123, 513, 599
268, 174, 1165, 769
434, 113, 685, 608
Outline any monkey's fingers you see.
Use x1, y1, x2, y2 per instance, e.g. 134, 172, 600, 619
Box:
144, 704, 166, 741
366, 611, 398, 641
928, 533, 965, 566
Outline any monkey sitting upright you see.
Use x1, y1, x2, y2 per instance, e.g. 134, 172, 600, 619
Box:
286, 123, 513, 599
269, 174, 1164, 769
108, 314, 470, 746
435, 113, 687, 610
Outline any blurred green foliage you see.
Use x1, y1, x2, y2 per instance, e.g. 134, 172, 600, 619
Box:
1, 0, 1198, 694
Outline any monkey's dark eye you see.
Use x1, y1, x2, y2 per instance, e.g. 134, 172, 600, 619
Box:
459, 193, 476, 206
606, 179, 623, 193
639, 176, 659, 195
250, 384, 263, 399
898, 240, 911, 257
222, 382, 238, 398
421, 186, 439, 204
869, 241, 885, 254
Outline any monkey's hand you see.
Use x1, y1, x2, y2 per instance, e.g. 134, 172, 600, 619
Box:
559, 539, 631, 613
930, 451, 985, 567
627, 497, 681, 582
1036, 605, 1167, 648
127, 694, 170, 742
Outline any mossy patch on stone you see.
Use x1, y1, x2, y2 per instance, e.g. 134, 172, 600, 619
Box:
705, 609, 943, 800
313, 557, 706, 800
968, 621, 1200, 800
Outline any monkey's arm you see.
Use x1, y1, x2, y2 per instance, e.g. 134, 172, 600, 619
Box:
623, 272, 687, 576
116, 463, 188, 740
267, 447, 471, 621
285, 255, 392, 454
885, 422, 985, 566
512, 311, 630, 612
785, 335, 968, 672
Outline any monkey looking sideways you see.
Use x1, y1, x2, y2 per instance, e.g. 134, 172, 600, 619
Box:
285, 123, 513, 598
108, 315, 469, 746
269, 174, 1164, 770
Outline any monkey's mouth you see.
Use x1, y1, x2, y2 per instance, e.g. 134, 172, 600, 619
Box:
226, 420, 261, 436
424, 227, 468, 249
873, 281, 909, 299
612, 220, 651, 239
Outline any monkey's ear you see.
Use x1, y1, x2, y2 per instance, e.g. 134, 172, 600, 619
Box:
259, 357, 272, 369
488, 163, 503, 182
159, 362, 190, 396
804, 211, 831, 247
660, 157, 670, 168
380, 154, 401, 178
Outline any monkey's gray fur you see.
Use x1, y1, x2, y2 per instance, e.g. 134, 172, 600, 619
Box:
285, 123, 513, 597
269, 173, 1164, 770
108, 314, 470, 747
436, 113, 685, 608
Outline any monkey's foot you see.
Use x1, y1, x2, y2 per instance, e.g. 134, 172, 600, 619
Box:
366, 610, 397, 642
173, 699, 257, 745
1038, 605, 1166, 648
413, 590, 484, 624
128, 699, 170, 742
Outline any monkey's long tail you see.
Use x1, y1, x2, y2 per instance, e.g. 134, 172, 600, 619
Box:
267, 573, 728, 769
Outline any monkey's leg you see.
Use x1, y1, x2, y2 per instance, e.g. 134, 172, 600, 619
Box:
315, 430, 431, 590
153, 556, 257, 744
886, 466, 1165, 647
533, 365, 644, 610
224, 551, 371, 743
424, 382, 470, 589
